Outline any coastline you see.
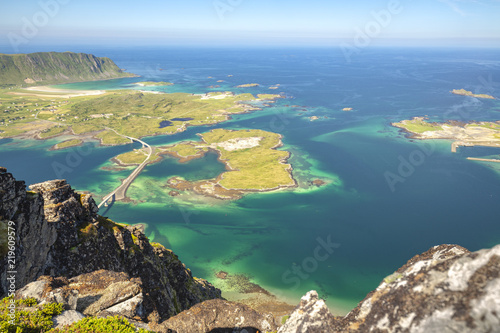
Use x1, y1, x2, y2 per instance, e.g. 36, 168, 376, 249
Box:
1, 88, 282, 150
212, 270, 353, 318
49, 138, 84, 151
14, 86, 107, 98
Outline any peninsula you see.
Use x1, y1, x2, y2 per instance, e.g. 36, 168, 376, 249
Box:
393, 117, 500, 152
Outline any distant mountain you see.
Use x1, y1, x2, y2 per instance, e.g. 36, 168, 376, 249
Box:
0, 51, 137, 87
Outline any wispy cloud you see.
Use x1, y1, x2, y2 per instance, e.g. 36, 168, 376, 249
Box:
437, 0, 500, 16
438, 0, 468, 16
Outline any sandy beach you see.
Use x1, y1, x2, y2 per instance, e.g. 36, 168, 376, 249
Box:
11, 86, 106, 98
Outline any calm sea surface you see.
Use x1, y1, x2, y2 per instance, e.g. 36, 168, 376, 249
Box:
2, 46, 500, 312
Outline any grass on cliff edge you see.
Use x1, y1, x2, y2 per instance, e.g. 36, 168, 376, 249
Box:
0, 297, 63, 332
0, 296, 153, 333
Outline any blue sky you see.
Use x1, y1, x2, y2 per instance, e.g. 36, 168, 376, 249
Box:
0, 0, 499, 49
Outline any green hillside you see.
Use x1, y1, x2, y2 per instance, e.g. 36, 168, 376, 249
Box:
0, 52, 137, 87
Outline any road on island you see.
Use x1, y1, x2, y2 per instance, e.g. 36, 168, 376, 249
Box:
98, 129, 152, 209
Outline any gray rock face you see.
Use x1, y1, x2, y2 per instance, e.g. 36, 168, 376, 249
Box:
1, 169, 221, 324
338, 244, 500, 332
0, 170, 57, 294
277, 291, 337, 333
280, 244, 500, 333
15, 276, 79, 311
153, 299, 277, 333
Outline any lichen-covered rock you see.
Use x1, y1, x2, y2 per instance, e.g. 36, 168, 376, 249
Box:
52, 310, 85, 329
277, 290, 337, 333
278, 244, 500, 333
1, 169, 221, 324
153, 299, 277, 333
15, 276, 78, 311
82, 280, 143, 317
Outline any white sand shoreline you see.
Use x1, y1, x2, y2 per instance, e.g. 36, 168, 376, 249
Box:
16, 86, 106, 97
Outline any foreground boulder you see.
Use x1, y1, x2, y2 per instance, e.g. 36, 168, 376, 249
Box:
0, 168, 221, 324
17, 270, 145, 323
277, 291, 338, 332
153, 299, 277, 333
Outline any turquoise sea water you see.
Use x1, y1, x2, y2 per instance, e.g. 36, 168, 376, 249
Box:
2, 47, 500, 313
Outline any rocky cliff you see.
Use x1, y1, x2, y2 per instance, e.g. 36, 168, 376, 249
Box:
0, 52, 137, 87
279, 244, 500, 333
0, 167, 221, 324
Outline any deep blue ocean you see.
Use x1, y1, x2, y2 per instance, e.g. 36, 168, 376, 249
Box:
2, 46, 500, 312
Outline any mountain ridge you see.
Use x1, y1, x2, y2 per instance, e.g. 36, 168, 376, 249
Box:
0, 51, 137, 87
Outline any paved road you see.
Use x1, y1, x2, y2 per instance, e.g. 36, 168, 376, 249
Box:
98, 131, 152, 209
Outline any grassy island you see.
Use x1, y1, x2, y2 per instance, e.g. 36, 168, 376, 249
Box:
113, 148, 160, 166
155, 129, 296, 199
236, 83, 260, 88
451, 89, 495, 99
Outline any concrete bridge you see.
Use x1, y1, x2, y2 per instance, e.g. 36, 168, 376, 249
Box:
98, 134, 152, 209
